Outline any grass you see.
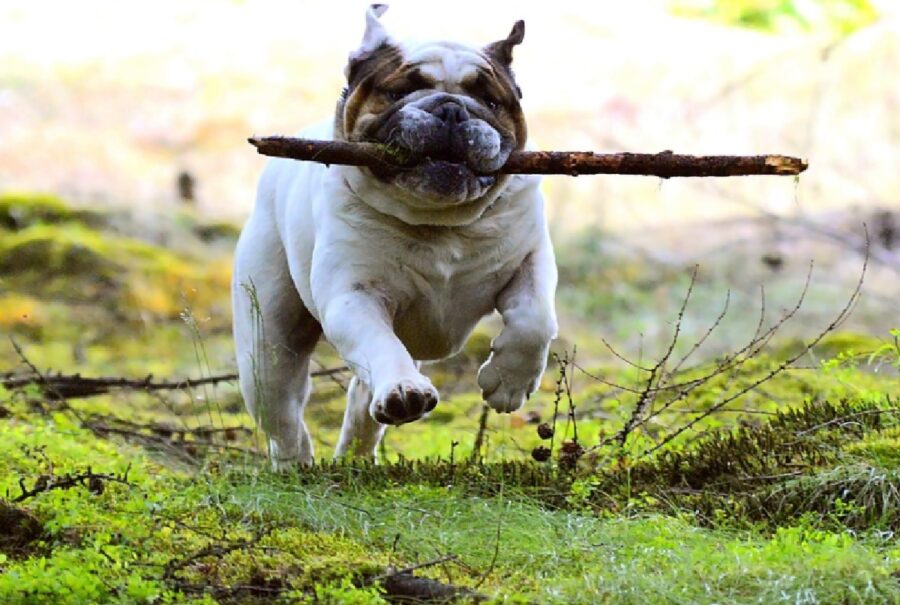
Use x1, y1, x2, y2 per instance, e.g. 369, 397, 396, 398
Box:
224, 479, 900, 604
2, 407, 898, 604
1, 193, 899, 603
2, 404, 899, 604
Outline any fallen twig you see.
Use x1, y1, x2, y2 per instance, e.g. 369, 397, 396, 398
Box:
249, 137, 808, 178
383, 554, 460, 578
793, 405, 900, 438
83, 414, 251, 440
1, 367, 348, 400
4, 343, 272, 464
85, 422, 264, 458
381, 572, 483, 604
10, 465, 133, 503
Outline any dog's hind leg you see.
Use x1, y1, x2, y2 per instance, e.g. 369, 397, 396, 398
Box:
335, 360, 429, 459
334, 376, 385, 458
232, 214, 321, 469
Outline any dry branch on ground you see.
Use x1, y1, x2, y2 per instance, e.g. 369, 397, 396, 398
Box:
1, 367, 347, 400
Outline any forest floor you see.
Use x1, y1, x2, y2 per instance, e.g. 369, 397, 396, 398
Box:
1, 193, 899, 604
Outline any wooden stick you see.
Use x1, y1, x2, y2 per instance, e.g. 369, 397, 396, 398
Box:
249, 136, 808, 178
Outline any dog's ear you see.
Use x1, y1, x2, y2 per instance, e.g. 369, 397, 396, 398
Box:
485, 20, 524, 66
345, 4, 391, 78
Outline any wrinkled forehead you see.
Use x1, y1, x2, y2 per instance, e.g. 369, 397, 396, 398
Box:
398, 40, 492, 86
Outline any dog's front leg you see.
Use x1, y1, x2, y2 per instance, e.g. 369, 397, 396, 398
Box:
321, 289, 438, 446
478, 237, 558, 413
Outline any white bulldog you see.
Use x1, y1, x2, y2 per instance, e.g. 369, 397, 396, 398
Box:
232, 4, 558, 467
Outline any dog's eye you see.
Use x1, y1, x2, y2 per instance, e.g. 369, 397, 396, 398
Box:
384, 88, 419, 102
485, 98, 501, 112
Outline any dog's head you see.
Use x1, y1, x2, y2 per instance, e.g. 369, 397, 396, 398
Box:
335, 4, 528, 215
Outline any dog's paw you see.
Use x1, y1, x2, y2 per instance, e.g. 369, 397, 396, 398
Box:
370, 376, 439, 425
267, 438, 313, 471
477, 347, 546, 414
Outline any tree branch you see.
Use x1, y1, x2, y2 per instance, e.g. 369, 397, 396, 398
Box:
249, 137, 808, 178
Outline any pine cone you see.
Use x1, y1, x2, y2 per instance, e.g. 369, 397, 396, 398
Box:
531, 446, 551, 462
537, 423, 554, 440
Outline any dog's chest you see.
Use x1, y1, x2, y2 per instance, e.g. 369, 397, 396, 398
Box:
381, 215, 533, 359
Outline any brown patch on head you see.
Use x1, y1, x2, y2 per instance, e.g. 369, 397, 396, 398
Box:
335, 41, 404, 141
466, 64, 527, 150
479, 20, 528, 150
337, 38, 527, 151
335, 27, 531, 210
485, 20, 525, 67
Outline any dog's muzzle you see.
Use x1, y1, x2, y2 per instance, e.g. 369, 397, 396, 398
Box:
368, 93, 516, 204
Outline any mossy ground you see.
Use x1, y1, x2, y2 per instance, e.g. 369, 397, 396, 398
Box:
1, 194, 899, 603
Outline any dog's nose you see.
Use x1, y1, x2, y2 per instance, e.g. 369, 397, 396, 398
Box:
434, 101, 470, 126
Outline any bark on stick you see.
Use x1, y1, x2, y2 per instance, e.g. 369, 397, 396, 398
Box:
248, 136, 808, 178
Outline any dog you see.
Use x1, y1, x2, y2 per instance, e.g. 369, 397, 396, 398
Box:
232, 4, 557, 467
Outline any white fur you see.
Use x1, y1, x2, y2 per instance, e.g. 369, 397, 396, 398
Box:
233, 43, 557, 470
404, 43, 490, 86
346, 4, 390, 70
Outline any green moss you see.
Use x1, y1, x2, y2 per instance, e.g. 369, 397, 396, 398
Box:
0, 193, 74, 230
0, 416, 391, 604
0, 225, 118, 278
844, 429, 900, 469
460, 329, 492, 363
584, 398, 900, 530
175, 528, 386, 598
0, 192, 103, 231
192, 221, 241, 243
0, 222, 231, 323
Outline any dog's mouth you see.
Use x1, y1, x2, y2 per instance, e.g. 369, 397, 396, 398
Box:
402, 158, 496, 199
360, 94, 514, 205
369, 157, 498, 206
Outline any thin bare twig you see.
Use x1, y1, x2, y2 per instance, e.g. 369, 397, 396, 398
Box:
794, 406, 900, 438
635, 264, 811, 431
638, 238, 867, 458
375, 554, 459, 581
615, 267, 698, 445
471, 405, 491, 462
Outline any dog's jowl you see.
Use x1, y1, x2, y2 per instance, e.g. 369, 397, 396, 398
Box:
232, 4, 557, 468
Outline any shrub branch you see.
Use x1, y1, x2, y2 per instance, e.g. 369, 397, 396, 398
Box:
579, 229, 869, 458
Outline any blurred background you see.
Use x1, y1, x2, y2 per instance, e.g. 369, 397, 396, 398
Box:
1, 0, 898, 375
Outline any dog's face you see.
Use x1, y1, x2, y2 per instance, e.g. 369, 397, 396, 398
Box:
335, 5, 527, 208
